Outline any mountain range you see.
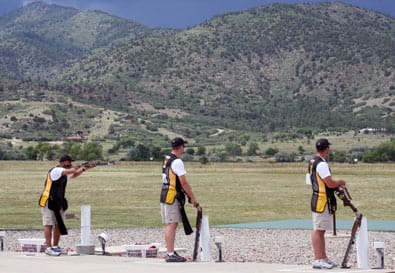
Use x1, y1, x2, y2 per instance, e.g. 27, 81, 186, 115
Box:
0, 1, 394, 146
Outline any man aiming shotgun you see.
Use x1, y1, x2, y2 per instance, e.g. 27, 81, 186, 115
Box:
160, 137, 199, 262
38, 154, 96, 256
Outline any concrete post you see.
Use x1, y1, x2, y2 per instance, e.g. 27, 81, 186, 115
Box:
356, 217, 369, 268
200, 216, 211, 262
76, 205, 95, 255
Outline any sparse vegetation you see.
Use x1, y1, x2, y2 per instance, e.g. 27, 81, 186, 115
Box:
0, 2, 393, 143
0, 2, 394, 160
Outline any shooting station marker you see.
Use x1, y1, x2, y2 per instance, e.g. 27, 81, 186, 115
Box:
200, 215, 212, 262
76, 205, 94, 255
356, 217, 369, 268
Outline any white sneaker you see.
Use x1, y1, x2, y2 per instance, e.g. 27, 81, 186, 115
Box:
52, 246, 68, 255
324, 258, 338, 267
45, 247, 61, 256
312, 259, 334, 269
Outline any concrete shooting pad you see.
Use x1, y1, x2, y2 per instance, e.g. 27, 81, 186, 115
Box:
0, 252, 392, 273
1, 219, 393, 272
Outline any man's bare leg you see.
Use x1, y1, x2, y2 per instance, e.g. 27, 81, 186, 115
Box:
53, 225, 61, 246
312, 229, 327, 259
165, 222, 178, 253
44, 225, 53, 247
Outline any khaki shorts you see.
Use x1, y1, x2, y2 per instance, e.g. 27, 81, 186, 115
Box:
312, 204, 333, 231
42, 204, 65, 226
161, 199, 181, 224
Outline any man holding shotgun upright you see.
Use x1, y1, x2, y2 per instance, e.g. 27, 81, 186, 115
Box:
309, 139, 347, 269
38, 154, 95, 256
160, 137, 198, 262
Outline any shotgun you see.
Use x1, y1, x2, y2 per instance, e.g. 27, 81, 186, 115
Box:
192, 205, 203, 261
335, 187, 363, 268
80, 160, 116, 167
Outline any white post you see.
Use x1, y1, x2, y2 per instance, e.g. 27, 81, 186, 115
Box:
356, 217, 369, 268
214, 236, 224, 262
372, 241, 385, 269
0, 230, 5, 251
76, 205, 95, 255
81, 205, 91, 245
200, 215, 211, 262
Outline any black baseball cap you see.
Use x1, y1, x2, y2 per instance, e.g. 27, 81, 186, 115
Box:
315, 138, 331, 150
59, 154, 75, 162
171, 137, 188, 148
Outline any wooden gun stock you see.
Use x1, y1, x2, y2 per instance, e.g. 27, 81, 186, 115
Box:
336, 187, 363, 268
192, 205, 203, 261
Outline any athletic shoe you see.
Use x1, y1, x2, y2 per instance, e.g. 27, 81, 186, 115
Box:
45, 247, 61, 256
324, 258, 338, 267
52, 246, 68, 255
165, 251, 187, 262
312, 259, 334, 269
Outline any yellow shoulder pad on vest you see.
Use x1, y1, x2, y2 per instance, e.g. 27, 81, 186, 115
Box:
38, 173, 52, 207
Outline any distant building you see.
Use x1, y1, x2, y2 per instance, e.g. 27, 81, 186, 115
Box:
65, 131, 87, 142
359, 128, 387, 134
121, 114, 133, 121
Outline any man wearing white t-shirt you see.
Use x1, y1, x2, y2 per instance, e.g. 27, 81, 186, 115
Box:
309, 139, 347, 269
160, 137, 198, 262
39, 154, 95, 256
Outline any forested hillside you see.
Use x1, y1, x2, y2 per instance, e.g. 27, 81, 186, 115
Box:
0, 2, 394, 146
0, 2, 176, 80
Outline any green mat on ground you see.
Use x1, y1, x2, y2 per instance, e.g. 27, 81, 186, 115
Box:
214, 219, 395, 231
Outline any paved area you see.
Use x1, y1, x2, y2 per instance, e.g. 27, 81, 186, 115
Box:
0, 252, 392, 273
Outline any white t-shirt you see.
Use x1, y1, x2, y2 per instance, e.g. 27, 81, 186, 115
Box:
50, 167, 73, 181
171, 158, 187, 176
316, 160, 331, 179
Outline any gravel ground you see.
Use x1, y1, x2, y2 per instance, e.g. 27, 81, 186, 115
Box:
2, 228, 394, 269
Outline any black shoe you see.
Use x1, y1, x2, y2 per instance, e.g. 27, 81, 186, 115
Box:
165, 252, 187, 262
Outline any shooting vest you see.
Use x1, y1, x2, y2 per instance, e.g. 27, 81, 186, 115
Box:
160, 153, 181, 204
38, 169, 54, 207
309, 156, 337, 213
38, 167, 68, 211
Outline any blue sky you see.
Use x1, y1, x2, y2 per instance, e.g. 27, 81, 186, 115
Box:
0, 0, 394, 29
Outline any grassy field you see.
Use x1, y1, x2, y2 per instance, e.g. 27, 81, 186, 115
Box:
0, 161, 393, 230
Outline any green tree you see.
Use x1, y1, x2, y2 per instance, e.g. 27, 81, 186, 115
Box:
332, 150, 347, 163
247, 142, 259, 156
80, 142, 104, 160
362, 139, 395, 162
200, 155, 208, 165
196, 146, 206, 156
61, 142, 82, 160
46, 144, 60, 161
35, 142, 51, 160
24, 146, 37, 160
128, 144, 150, 161
274, 152, 293, 162
185, 148, 195, 155
150, 146, 162, 160
225, 143, 242, 156
265, 147, 279, 157
362, 150, 381, 163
